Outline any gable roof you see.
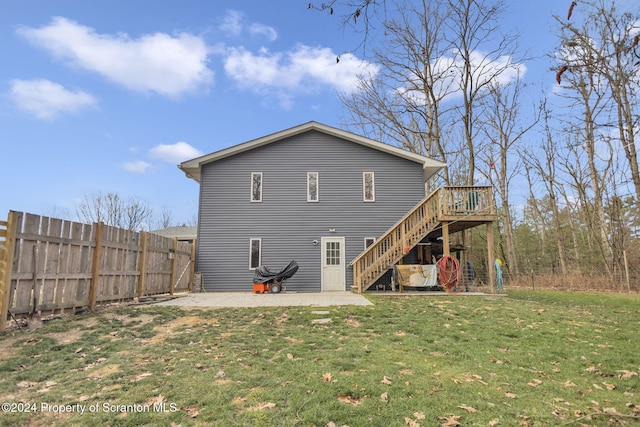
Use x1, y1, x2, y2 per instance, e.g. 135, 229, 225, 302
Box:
178, 121, 446, 183
150, 226, 197, 241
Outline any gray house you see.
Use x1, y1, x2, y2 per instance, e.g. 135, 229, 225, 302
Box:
179, 121, 447, 292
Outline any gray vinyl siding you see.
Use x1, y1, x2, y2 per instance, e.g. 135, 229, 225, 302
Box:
196, 130, 425, 292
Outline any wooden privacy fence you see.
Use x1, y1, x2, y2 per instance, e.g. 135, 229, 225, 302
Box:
0, 211, 195, 331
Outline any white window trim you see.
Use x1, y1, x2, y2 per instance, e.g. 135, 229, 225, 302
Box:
364, 237, 376, 249
363, 171, 375, 202
251, 172, 263, 202
249, 238, 262, 270
307, 172, 319, 202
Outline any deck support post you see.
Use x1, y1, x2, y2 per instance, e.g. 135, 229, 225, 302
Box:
442, 221, 450, 256
486, 221, 496, 293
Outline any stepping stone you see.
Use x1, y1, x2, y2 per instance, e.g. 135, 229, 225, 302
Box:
312, 318, 332, 324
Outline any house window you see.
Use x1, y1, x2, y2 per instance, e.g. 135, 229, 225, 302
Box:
325, 241, 341, 265
249, 238, 262, 269
307, 172, 319, 202
364, 237, 376, 249
251, 172, 262, 202
363, 172, 375, 202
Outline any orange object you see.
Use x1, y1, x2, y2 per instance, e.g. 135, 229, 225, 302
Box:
253, 283, 270, 294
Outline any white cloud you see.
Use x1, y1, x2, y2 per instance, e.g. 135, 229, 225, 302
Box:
223, 44, 379, 106
122, 160, 152, 173
18, 17, 213, 97
149, 141, 203, 163
219, 10, 277, 41
249, 23, 277, 42
219, 10, 244, 36
10, 78, 97, 119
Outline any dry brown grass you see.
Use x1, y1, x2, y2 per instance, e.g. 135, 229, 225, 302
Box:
507, 271, 639, 293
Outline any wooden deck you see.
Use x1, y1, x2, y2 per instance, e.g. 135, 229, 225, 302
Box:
350, 186, 497, 293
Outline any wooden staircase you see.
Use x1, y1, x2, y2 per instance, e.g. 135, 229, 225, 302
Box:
350, 186, 495, 293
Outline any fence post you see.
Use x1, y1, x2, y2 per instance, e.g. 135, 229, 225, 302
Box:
169, 237, 177, 295
137, 231, 148, 297
0, 211, 19, 332
89, 222, 103, 311
189, 240, 196, 292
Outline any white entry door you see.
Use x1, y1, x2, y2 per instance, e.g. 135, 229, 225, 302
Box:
321, 237, 346, 291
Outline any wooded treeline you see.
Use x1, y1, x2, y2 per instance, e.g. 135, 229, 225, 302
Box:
316, 0, 640, 287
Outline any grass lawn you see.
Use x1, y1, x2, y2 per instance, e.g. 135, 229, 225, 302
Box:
0, 290, 638, 426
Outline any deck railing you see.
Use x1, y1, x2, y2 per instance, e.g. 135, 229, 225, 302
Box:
350, 186, 493, 293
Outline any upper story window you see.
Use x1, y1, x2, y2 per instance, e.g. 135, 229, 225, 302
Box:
363, 172, 375, 202
251, 172, 262, 202
307, 172, 319, 202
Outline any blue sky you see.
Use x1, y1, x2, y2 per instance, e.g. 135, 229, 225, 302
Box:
0, 1, 582, 226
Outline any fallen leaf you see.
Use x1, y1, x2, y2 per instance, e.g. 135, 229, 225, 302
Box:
287, 353, 294, 360
551, 409, 564, 419
404, 417, 420, 427
276, 312, 288, 323
527, 379, 543, 387
603, 407, 623, 416
505, 392, 518, 399
438, 415, 462, 426
563, 380, 576, 387
232, 397, 247, 406
413, 412, 426, 420
602, 381, 616, 390
489, 420, 500, 426
247, 402, 276, 411
617, 370, 638, 380
184, 405, 200, 418
337, 394, 362, 406
16, 381, 37, 388
457, 404, 477, 413
322, 372, 333, 383
344, 317, 361, 327
146, 395, 166, 406
380, 392, 389, 402
382, 376, 392, 385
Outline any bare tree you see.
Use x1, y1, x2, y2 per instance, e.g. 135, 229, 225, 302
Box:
76, 192, 153, 231
337, 0, 524, 188
309, 0, 386, 53
558, 0, 640, 210
555, 4, 619, 274
340, 0, 456, 185
521, 103, 569, 275
478, 77, 539, 276
155, 206, 175, 230
446, 0, 522, 185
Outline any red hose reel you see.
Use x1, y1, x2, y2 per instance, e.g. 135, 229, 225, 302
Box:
436, 255, 463, 293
